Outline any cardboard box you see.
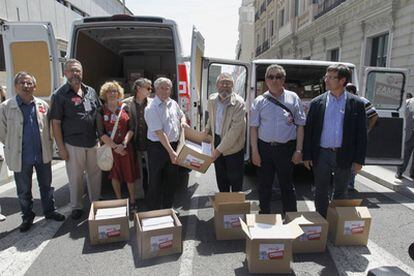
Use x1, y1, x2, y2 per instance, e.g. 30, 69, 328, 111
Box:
135, 209, 182, 260
210, 192, 251, 240
240, 214, 304, 274
88, 199, 130, 245
176, 128, 213, 173
327, 199, 372, 246
285, 211, 328, 253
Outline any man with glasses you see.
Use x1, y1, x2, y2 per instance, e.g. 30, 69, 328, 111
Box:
303, 64, 367, 218
0, 72, 65, 232
250, 64, 306, 214
204, 73, 246, 192
123, 78, 153, 199
51, 59, 102, 220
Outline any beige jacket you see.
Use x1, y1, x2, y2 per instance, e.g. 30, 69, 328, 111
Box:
205, 93, 246, 156
0, 97, 53, 172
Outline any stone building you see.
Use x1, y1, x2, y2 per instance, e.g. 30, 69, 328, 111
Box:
236, 0, 255, 62
253, 0, 414, 90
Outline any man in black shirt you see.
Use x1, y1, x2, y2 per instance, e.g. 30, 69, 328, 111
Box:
50, 59, 102, 220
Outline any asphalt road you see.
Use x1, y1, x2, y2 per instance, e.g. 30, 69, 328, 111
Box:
1, 162, 414, 275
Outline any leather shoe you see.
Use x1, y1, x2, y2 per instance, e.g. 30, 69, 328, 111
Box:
45, 211, 65, 221
71, 209, 83, 220
20, 212, 35, 232
395, 172, 403, 179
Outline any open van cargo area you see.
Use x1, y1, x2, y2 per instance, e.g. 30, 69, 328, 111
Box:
74, 25, 177, 98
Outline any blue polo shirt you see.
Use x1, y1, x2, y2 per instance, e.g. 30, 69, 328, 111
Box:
16, 95, 43, 165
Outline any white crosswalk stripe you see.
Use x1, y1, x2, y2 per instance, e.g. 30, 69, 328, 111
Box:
303, 179, 414, 275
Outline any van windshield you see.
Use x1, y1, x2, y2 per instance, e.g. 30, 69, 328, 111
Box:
255, 63, 355, 112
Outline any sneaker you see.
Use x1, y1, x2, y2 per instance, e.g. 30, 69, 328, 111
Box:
20, 212, 35, 232
395, 172, 403, 179
45, 211, 65, 221
71, 209, 83, 220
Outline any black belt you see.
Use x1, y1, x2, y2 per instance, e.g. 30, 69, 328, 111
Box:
321, 147, 340, 152
260, 139, 295, 147
148, 140, 178, 148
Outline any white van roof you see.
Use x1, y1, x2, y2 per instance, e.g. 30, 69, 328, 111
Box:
73, 14, 178, 27
253, 59, 355, 68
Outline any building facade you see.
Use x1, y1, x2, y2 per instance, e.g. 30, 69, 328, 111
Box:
236, 0, 255, 62
254, 0, 414, 91
0, 0, 132, 86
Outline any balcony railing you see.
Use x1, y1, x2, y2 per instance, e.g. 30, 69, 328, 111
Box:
314, 0, 347, 19
260, 2, 266, 14
262, 40, 269, 52
255, 45, 262, 57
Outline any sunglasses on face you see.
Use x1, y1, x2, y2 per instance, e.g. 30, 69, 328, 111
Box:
266, 75, 284, 80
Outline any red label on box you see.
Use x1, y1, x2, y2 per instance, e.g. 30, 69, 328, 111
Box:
159, 240, 173, 249
268, 250, 284, 259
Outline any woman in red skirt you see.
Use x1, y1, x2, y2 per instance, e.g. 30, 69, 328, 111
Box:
97, 81, 139, 211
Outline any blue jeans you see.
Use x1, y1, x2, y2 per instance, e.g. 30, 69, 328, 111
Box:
14, 162, 55, 220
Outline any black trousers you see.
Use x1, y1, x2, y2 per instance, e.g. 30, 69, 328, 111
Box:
313, 148, 350, 218
214, 134, 244, 192
146, 141, 178, 210
257, 139, 297, 214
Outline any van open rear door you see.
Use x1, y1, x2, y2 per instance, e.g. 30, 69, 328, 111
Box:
189, 27, 205, 130
1, 22, 59, 100
361, 67, 408, 165
190, 27, 250, 158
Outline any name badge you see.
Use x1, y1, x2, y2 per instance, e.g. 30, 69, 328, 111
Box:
84, 100, 92, 112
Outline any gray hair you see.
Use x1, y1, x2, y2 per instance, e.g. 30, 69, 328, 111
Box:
265, 64, 286, 78
216, 72, 234, 84
14, 71, 37, 86
64, 58, 82, 71
133, 78, 152, 91
154, 77, 172, 89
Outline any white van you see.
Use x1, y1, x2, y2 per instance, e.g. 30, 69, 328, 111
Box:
1, 15, 194, 125
190, 29, 408, 166
1, 18, 408, 166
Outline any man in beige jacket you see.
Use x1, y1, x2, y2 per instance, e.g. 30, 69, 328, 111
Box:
0, 72, 64, 232
204, 73, 246, 192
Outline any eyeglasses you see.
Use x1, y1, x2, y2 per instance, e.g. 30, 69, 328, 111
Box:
145, 87, 152, 91
218, 81, 233, 86
18, 81, 34, 86
324, 75, 339, 80
266, 75, 284, 80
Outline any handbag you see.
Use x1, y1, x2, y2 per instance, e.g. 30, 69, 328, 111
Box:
97, 104, 125, 171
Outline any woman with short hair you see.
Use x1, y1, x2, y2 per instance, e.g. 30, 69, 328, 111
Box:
97, 81, 139, 211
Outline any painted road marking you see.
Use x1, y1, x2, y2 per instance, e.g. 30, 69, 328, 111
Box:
178, 194, 200, 276
0, 205, 71, 276
302, 180, 414, 275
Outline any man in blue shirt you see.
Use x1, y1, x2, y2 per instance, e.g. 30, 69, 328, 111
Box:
303, 64, 367, 218
0, 72, 64, 232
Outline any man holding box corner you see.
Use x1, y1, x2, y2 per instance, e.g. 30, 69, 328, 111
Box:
204, 73, 246, 192
144, 77, 189, 210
